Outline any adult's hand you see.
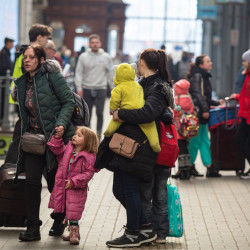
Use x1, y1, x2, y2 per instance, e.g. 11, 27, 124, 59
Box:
55, 125, 64, 138
229, 93, 236, 99
202, 112, 210, 119
113, 110, 124, 123
77, 89, 83, 97
219, 99, 225, 105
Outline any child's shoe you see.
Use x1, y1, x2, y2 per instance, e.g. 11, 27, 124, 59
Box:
69, 226, 80, 245
62, 226, 70, 241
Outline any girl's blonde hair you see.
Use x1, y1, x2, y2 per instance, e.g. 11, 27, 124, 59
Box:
75, 126, 99, 154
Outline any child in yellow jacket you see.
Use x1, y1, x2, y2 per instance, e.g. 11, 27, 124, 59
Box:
104, 63, 161, 153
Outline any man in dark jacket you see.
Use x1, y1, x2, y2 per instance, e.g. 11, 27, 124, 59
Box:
0, 37, 14, 121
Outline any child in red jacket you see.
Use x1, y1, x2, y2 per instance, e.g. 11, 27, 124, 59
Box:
172, 79, 202, 180
230, 49, 250, 178
48, 126, 99, 245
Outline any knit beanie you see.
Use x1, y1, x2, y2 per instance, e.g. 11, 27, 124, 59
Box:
242, 49, 250, 63
114, 63, 135, 86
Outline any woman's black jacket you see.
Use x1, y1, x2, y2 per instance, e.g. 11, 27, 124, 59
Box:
95, 73, 173, 182
187, 66, 219, 124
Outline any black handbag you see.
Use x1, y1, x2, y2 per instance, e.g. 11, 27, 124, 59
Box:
20, 132, 46, 155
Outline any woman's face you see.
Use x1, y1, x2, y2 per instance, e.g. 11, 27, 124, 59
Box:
199, 56, 213, 71
242, 60, 249, 70
138, 58, 145, 77
23, 48, 39, 75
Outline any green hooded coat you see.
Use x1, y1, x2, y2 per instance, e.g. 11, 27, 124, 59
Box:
15, 64, 75, 175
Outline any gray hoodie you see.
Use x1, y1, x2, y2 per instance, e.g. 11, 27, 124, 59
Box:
75, 48, 113, 91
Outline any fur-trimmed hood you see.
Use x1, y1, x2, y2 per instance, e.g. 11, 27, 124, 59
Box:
41, 59, 62, 74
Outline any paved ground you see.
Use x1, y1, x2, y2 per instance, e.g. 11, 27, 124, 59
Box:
1, 100, 250, 249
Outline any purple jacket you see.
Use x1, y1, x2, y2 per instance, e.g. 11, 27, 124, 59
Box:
48, 136, 96, 220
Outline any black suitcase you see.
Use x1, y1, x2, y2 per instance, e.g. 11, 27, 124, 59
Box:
0, 163, 27, 227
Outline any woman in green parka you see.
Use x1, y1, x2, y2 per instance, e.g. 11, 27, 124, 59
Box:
15, 46, 75, 241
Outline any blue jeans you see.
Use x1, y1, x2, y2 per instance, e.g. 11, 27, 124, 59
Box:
113, 169, 148, 231
140, 167, 171, 238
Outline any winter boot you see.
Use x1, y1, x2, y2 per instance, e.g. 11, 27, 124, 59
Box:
179, 167, 191, 180
62, 226, 70, 241
206, 165, 221, 177
19, 219, 42, 241
49, 212, 67, 236
69, 226, 80, 245
190, 164, 204, 177
172, 170, 181, 179
138, 223, 157, 245
106, 228, 140, 248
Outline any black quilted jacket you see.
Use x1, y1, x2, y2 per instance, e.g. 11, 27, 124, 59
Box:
95, 73, 173, 182
187, 66, 219, 124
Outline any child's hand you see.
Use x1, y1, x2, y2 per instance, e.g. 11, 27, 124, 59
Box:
55, 126, 64, 138
65, 179, 71, 189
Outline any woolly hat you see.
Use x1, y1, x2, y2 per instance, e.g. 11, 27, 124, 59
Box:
242, 49, 250, 63
114, 63, 135, 86
174, 79, 190, 95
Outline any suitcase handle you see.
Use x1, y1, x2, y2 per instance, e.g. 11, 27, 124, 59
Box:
215, 98, 238, 130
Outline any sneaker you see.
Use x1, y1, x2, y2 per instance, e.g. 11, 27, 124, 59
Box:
155, 237, 166, 244
106, 229, 140, 248
240, 175, 250, 179
138, 224, 157, 245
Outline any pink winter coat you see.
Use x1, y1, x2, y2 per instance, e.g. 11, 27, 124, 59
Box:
174, 79, 194, 139
47, 136, 96, 220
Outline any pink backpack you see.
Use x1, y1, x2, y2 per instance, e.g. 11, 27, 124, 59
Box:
156, 122, 179, 167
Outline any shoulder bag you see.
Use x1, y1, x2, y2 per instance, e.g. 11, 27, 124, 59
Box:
109, 133, 147, 159
20, 132, 47, 155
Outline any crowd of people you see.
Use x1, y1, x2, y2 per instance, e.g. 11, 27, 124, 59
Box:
0, 21, 250, 248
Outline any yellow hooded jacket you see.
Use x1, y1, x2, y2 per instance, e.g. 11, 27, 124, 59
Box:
104, 63, 161, 153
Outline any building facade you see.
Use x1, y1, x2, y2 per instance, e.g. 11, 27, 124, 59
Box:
43, 0, 127, 55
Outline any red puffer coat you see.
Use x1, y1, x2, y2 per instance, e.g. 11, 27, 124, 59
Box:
174, 79, 194, 139
48, 136, 97, 220
235, 71, 250, 124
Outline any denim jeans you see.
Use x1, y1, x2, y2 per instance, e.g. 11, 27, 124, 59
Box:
83, 88, 106, 135
113, 169, 148, 231
140, 167, 171, 238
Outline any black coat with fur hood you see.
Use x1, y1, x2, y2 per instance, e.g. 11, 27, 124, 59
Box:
95, 73, 174, 182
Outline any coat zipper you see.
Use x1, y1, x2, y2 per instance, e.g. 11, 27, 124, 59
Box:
33, 76, 52, 171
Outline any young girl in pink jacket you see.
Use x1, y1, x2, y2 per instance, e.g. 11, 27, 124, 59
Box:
48, 126, 99, 245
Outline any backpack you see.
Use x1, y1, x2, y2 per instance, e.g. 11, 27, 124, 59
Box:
178, 113, 199, 139
46, 72, 89, 126
156, 122, 179, 167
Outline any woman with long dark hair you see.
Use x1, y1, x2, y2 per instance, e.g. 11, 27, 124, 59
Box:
187, 54, 224, 177
95, 48, 175, 247
15, 45, 75, 241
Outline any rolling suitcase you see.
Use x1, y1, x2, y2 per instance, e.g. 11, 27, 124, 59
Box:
0, 163, 27, 227
209, 100, 245, 175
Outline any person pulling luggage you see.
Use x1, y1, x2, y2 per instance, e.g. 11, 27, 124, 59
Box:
230, 49, 250, 179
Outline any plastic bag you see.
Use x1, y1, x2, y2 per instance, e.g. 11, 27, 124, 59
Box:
167, 182, 183, 237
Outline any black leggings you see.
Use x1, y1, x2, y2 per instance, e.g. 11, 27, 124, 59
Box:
236, 118, 250, 164
24, 152, 57, 220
